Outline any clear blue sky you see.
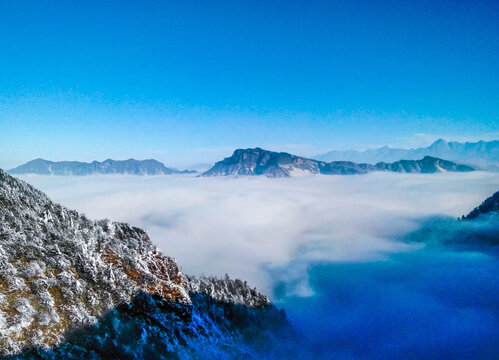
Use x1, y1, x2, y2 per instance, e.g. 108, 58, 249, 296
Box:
1, 0, 498, 168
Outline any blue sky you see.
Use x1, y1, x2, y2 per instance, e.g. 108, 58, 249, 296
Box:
1, 0, 498, 168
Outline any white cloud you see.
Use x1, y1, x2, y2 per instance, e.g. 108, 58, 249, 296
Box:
16, 172, 499, 294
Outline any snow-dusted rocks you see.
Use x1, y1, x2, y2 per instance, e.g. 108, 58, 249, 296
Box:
0, 170, 282, 357
186, 274, 270, 308
0, 170, 190, 354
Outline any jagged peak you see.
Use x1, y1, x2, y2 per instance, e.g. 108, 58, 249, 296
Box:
432, 138, 448, 145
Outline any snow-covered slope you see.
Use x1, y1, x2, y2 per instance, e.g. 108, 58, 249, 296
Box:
0, 169, 190, 353
0, 170, 286, 358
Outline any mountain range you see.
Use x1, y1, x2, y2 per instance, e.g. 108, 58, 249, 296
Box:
315, 139, 499, 170
202, 148, 475, 178
0, 169, 289, 358
8, 158, 196, 176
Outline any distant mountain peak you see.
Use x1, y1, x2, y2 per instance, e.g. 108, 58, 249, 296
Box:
9, 158, 196, 176
428, 138, 450, 149
315, 139, 498, 170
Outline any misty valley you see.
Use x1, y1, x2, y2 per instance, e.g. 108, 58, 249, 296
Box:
1, 167, 497, 359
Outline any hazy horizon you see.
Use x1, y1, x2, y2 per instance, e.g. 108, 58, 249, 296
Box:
4, 136, 499, 171
1, 1, 498, 170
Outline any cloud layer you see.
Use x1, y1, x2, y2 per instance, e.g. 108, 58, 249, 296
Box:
16, 172, 499, 358
18, 172, 498, 292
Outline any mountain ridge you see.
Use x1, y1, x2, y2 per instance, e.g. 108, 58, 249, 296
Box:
8, 158, 196, 176
463, 190, 499, 220
315, 139, 499, 170
202, 148, 475, 178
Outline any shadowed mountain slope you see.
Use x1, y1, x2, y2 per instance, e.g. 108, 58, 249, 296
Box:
463, 190, 499, 220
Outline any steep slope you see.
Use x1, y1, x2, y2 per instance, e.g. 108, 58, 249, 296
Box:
316, 139, 499, 170
0, 169, 189, 354
202, 148, 474, 178
406, 189, 499, 250
8, 158, 195, 176
0, 170, 288, 357
463, 190, 499, 220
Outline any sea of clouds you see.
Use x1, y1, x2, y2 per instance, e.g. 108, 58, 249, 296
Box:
17, 171, 499, 359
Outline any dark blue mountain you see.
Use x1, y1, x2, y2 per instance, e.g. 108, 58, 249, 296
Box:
463, 190, 499, 220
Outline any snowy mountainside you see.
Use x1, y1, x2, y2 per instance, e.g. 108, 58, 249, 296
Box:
185, 274, 270, 307
0, 169, 188, 354
0, 170, 288, 358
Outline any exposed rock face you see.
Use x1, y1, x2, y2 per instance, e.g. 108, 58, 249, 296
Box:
0, 170, 285, 357
463, 190, 499, 220
8, 158, 195, 176
202, 148, 475, 178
